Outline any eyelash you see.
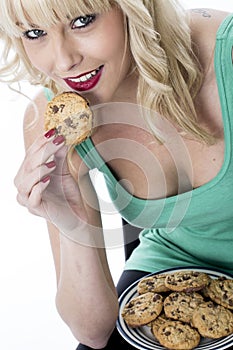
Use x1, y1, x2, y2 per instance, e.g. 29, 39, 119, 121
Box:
23, 29, 46, 41
71, 14, 96, 29
23, 14, 96, 40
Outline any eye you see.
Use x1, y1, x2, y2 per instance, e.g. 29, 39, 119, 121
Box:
71, 14, 96, 29
23, 29, 47, 40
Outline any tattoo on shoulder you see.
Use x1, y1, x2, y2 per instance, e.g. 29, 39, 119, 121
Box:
192, 9, 211, 18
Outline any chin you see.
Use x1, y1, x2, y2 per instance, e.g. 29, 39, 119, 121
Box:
83, 91, 115, 106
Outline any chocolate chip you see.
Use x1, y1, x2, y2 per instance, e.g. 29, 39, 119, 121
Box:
147, 281, 154, 286
64, 117, 76, 128
153, 294, 161, 302
51, 105, 59, 114
57, 126, 62, 133
60, 104, 65, 112
79, 112, 89, 119
128, 310, 135, 315
51, 104, 65, 114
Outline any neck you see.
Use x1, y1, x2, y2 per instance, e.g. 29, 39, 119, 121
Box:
112, 70, 138, 104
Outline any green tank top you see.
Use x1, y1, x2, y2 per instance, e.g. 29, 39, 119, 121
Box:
45, 14, 233, 274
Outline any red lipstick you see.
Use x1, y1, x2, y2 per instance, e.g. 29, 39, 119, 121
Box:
64, 65, 104, 92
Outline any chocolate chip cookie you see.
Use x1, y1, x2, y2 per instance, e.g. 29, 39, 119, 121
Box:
156, 320, 201, 349
137, 274, 170, 294
165, 270, 211, 292
164, 291, 204, 323
192, 301, 233, 338
205, 277, 233, 310
45, 91, 93, 146
121, 292, 163, 328
151, 313, 172, 338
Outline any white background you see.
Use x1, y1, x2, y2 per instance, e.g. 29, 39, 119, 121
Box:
0, 1, 232, 349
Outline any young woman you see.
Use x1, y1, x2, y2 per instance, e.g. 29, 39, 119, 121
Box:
1, 1, 233, 349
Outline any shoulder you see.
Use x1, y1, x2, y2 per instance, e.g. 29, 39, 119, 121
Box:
188, 8, 230, 70
188, 8, 230, 36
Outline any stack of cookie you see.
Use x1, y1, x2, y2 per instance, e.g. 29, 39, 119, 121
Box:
121, 270, 233, 350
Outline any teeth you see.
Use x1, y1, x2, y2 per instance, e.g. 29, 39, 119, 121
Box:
69, 68, 100, 83
80, 76, 88, 82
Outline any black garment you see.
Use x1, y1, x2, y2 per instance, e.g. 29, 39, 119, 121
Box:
76, 270, 149, 350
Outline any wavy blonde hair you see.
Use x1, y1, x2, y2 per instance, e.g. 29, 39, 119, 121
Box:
0, 0, 213, 143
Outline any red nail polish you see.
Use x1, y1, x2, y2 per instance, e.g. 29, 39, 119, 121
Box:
45, 161, 56, 169
41, 175, 50, 183
53, 135, 65, 145
44, 129, 56, 139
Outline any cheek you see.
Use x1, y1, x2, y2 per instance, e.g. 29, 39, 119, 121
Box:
87, 30, 126, 64
22, 41, 50, 74
84, 11, 127, 62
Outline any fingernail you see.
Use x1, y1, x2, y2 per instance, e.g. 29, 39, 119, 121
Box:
44, 129, 56, 139
45, 161, 56, 169
53, 135, 65, 145
41, 175, 50, 183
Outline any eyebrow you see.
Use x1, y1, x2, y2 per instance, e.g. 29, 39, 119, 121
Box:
16, 21, 40, 29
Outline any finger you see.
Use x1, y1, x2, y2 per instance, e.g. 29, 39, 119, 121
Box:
15, 161, 56, 201
52, 146, 70, 175
17, 175, 51, 218
27, 176, 51, 213
14, 131, 62, 188
26, 129, 56, 155
29, 136, 65, 172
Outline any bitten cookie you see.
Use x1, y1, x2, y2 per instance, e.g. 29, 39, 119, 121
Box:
165, 270, 211, 292
192, 301, 233, 338
164, 291, 204, 323
44, 91, 93, 145
156, 320, 201, 350
137, 274, 170, 294
205, 277, 233, 310
121, 292, 163, 328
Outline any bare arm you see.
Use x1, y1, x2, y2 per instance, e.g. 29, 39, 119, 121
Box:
15, 89, 119, 348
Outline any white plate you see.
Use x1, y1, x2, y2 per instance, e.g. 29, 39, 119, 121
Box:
117, 266, 233, 350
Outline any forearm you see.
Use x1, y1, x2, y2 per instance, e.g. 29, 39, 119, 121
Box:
56, 230, 119, 349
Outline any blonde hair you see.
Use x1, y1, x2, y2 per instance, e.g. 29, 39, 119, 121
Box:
0, 0, 213, 143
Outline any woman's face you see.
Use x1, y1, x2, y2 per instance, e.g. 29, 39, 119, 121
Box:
21, 7, 133, 104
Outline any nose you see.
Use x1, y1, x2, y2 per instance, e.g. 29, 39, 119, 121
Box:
52, 33, 83, 74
